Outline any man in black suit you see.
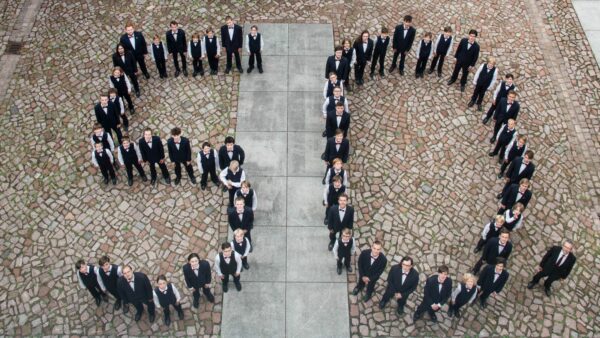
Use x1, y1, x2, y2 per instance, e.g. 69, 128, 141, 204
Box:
413, 265, 453, 323
325, 46, 349, 80
498, 150, 535, 199
197, 141, 221, 190
379, 256, 419, 315
228, 197, 254, 245
167, 127, 196, 185
472, 229, 512, 274
120, 23, 150, 79
94, 93, 122, 143
76, 259, 107, 306
353, 240, 387, 301
326, 102, 350, 138
352, 31, 373, 85
112, 43, 140, 97
117, 265, 155, 322
390, 15, 416, 75
448, 29, 480, 92
477, 257, 509, 309
182, 253, 215, 308
166, 20, 187, 77
218, 136, 245, 170
370, 27, 391, 78
96, 255, 123, 311
139, 128, 171, 186
527, 240, 576, 296
221, 16, 243, 74
498, 178, 532, 214
327, 193, 354, 250
491, 91, 520, 142
323, 129, 350, 184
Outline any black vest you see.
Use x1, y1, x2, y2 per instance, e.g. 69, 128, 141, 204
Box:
236, 189, 254, 208
190, 41, 202, 58
498, 127, 516, 145
225, 169, 243, 183
374, 36, 389, 52
336, 237, 354, 257
152, 43, 166, 61
496, 81, 515, 101
326, 96, 346, 114
507, 143, 525, 162
326, 80, 342, 98
327, 185, 346, 206
454, 283, 477, 307
110, 75, 128, 95
435, 34, 452, 54
484, 222, 503, 241
219, 253, 237, 275
233, 239, 248, 256
110, 97, 122, 115
94, 150, 112, 168
504, 211, 522, 231
78, 265, 98, 288
98, 264, 119, 292
248, 33, 262, 53
92, 132, 111, 151
418, 40, 432, 59
154, 283, 177, 307
204, 36, 218, 56
119, 144, 139, 164
199, 150, 216, 170
476, 66, 496, 87
342, 48, 354, 64
328, 169, 346, 185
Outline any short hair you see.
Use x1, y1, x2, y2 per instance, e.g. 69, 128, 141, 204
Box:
517, 135, 527, 143
192, 33, 200, 39
341, 38, 352, 46
424, 32, 432, 39
494, 215, 505, 224
93, 123, 103, 130
513, 202, 525, 212
401, 256, 414, 266
112, 66, 124, 74
403, 15, 413, 22
98, 255, 111, 266
206, 28, 214, 34
341, 228, 352, 235
99, 92, 108, 98
329, 72, 337, 78
381, 27, 389, 34
338, 193, 348, 201
563, 239, 574, 247
241, 180, 251, 188
225, 136, 235, 144
221, 242, 232, 250
122, 265, 132, 272
125, 22, 134, 29
487, 56, 496, 65
225, 16, 233, 21
121, 136, 130, 143
334, 45, 343, 52
94, 141, 103, 147
373, 240, 383, 247
507, 90, 517, 97
171, 127, 182, 136
468, 29, 478, 36
115, 43, 125, 52
499, 228, 511, 236
233, 228, 245, 237
229, 160, 239, 170
153, 34, 161, 40
438, 265, 449, 274
332, 175, 342, 184
251, 25, 258, 30
187, 253, 200, 262
335, 129, 344, 136
156, 274, 167, 283
443, 26, 453, 33
335, 101, 345, 108
202, 141, 211, 148
505, 73, 514, 79
234, 196, 245, 204
108, 88, 118, 95
519, 178, 530, 187
495, 257, 507, 266
170, 20, 178, 26
462, 273, 476, 284
75, 259, 86, 270
524, 150, 534, 160
332, 158, 342, 166
143, 127, 152, 134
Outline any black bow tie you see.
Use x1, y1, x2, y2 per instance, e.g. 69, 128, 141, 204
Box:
339, 209, 345, 212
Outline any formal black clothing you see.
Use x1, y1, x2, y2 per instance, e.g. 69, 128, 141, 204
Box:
218, 144, 245, 169
78, 265, 105, 300
167, 137, 195, 180
139, 136, 170, 180
327, 204, 354, 244
341, 47, 354, 82
204, 36, 219, 71
471, 66, 497, 105
235, 189, 255, 209
477, 264, 509, 304
475, 221, 504, 252
502, 157, 535, 197
117, 272, 155, 317
353, 39, 373, 83
98, 264, 121, 302
109, 74, 134, 111
182, 261, 213, 304
381, 266, 419, 311
451, 282, 477, 311
530, 246, 576, 288
228, 207, 254, 243
198, 150, 219, 186
356, 250, 387, 294
326, 111, 350, 138
485, 81, 516, 119
414, 274, 452, 320
119, 144, 146, 180
166, 29, 187, 72
221, 24, 243, 70
154, 283, 182, 321
151, 42, 168, 77
94, 102, 121, 140
112, 51, 140, 93
247, 33, 262, 69
335, 237, 354, 268
370, 35, 390, 74
499, 184, 532, 214
391, 25, 416, 71
120, 32, 149, 77
94, 149, 116, 180
473, 237, 513, 273
326, 185, 346, 207
323, 137, 350, 163
499, 141, 527, 177
326, 55, 350, 79
189, 41, 204, 74
450, 38, 480, 85
415, 40, 432, 75
493, 99, 521, 136
491, 126, 516, 157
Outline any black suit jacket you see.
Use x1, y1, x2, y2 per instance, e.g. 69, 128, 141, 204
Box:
494, 98, 520, 123
166, 29, 187, 53
327, 204, 354, 231
482, 237, 513, 265
167, 137, 192, 163
94, 102, 120, 130
221, 24, 243, 50
392, 25, 416, 52
454, 38, 480, 67
139, 136, 166, 163
182, 261, 212, 289
218, 144, 245, 169
422, 274, 452, 306
386, 265, 419, 298
325, 56, 349, 79
112, 51, 138, 74
326, 111, 350, 138
501, 184, 532, 210
505, 156, 535, 183
357, 249, 387, 281
353, 39, 374, 63
117, 272, 153, 304
539, 246, 576, 279
120, 32, 148, 56
228, 207, 254, 232
324, 137, 349, 163
477, 264, 509, 294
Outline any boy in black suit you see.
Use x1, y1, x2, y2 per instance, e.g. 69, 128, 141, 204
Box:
483, 73, 516, 124
322, 86, 349, 118
323, 129, 350, 184
498, 135, 527, 179
76, 259, 107, 306
499, 150, 535, 199
473, 215, 505, 253
352, 30, 373, 85
166, 20, 188, 77
353, 240, 387, 301
491, 91, 520, 143
477, 257, 509, 309
215, 242, 243, 292
96, 255, 123, 311
472, 229, 512, 274
323, 174, 346, 225
390, 15, 416, 75
332, 228, 355, 274
228, 197, 254, 245
327, 193, 354, 251
325, 46, 349, 80
429, 26, 453, 77
202, 28, 220, 75
188, 33, 204, 77
117, 136, 148, 186
447, 273, 477, 319
527, 239, 576, 296
448, 29, 480, 92
246, 25, 264, 73
182, 253, 215, 308
197, 141, 220, 190
149, 35, 168, 78
108, 88, 128, 131
326, 102, 350, 138
414, 32, 433, 78
220, 160, 247, 206
498, 178, 531, 214
489, 118, 516, 159
112, 43, 140, 97
153, 275, 184, 326
379, 256, 419, 315
218, 136, 245, 170
91, 142, 117, 185
117, 265, 155, 322
94, 93, 122, 143
120, 23, 150, 79
413, 265, 452, 323
139, 127, 171, 186
167, 127, 196, 185
109, 67, 134, 113
370, 27, 390, 78
221, 16, 243, 74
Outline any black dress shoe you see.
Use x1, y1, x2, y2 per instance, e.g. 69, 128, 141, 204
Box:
243, 261, 250, 270
369, 72, 375, 78
134, 312, 142, 322
225, 68, 231, 74
164, 177, 171, 184
201, 184, 207, 190
397, 307, 404, 315
389, 65, 396, 72
337, 266, 342, 275
141, 176, 148, 182
247, 67, 254, 73
135, 91, 141, 98
437, 72, 442, 78
478, 105, 483, 111
400, 70, 405, 76
130, 108, 136, 114
183, 70, 188, 77
323, 217, 328, 225
112, 177, 117, 185
455, 309, 462, 318
352, 287, 360, 296
488, 152, 495, 157
103, 178, 109, 186
430, 314, 438, 323
151, 178, 156, 186
258, 67, 263, 73
322, 130, 327, 137
178, 308, 184, 320
191, 177, 197, 185
95, 297, 101, 306
479, 301, 487, 309
544, 287, 551, 296
347, 266, 353, 273
460, 85, 465, 92
490, 137, 496, 144
164, 315, 171, 326
428, 69, 434, 75
473, 247, 481, 253
114, 300, 121, 311
128, 178, 133, 186
482, 117, 490, 124
497, 173, 503, 179
468, 101, 475, 108
193, 71, 198, 77
527, 282, 535, 289
496, 193, 503, 199
206, 291, 215, 303
149, 313, 155, 323
238, 68, 244, 74
193, 296, 199, 308
447, 79, 455, 85
378, 300, 387, 309
448, 307, 454, 317
412, 313, 420, 322
144, 73, 150, 79
235, 282, 242, 291
222, 283, 228, 293
123, 304, 129, 314
328, 242, 334, 251
174, 178, 181, 185
379, 71, 385, 78
199, 71, 204, 76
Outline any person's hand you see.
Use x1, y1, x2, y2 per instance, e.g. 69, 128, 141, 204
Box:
138, 160, 143, 164
395, 293, 402, 299
117, 124, 121, 128
535, 266, 542, 273
431, 304, 440, 310
329, 229, 334, 234
219, 275, 224, 280
492, 292, 497, 297
238, 48, 242, 53
187, 161, 192, 165
243, 229, 247, 234
204, 284, 210, 288
148, 299, 153, 303
492, 100, 496, 105
503, 160, 508, 164
468, 66, 474, 71
159, 159, 165, 164
393, 48, 397, 52
433, 52, 437, 57
362, 276, 370, 283
176, 301, 180, 305
499, 204, 506, 209
235, 272, 240, 277
505, 178, 510, 183
143, 160, 148, 164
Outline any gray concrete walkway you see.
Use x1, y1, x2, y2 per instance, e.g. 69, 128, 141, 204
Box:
573, 0, 600, 65
221, 24, 350, 338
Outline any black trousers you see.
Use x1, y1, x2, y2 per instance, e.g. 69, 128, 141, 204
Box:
355, 61, 367, 82
492, 119, 507, 139
171, 51, 187, 72
149, 161, 169, 180
474, 238, 488, 252
125, 161, 146, 179
227, 186, 239, 207
449, 301, 467, 314
479, 289, 493, 305
414, 302, 439, 319
531, 270, 561, 289
472, 258, 486, 274
415, 57, 428, 75
470, 84, 488, 105
105, 286, 121, 303
491, 142, 508, 157
120, 114, 129, 130
498, 160, 510, 177
161, 302, 183, 319
130, 299, 155, 317
86, 283, 106, 300
485, 102, 497, 120
249, 51, 262, 68
450, 62, 470, 85
207, 54, 219, 71
391, 51, 407, 71
108, 126, 123, 144
226, 49, 242, 70
370, 50, 386, 73
356, 276, 378, 294
192, 286, 213, 303
201, 167, 219, 185
329, 229, 341, 245
381, 287, 409, 311
222, 273, 241, 285
135, 54, 150, 76
99, 163, 116, 180
125, 72, 140, 93
429, 54, 446, 73
119, 91, 134, 111
192, 57, 204, 74
174, 161, 195, 180
336, 252, 351, 269
154, 58, 167, 77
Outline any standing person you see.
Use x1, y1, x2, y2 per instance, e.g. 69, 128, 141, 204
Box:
96, 255, 123, 311
149, 35, 169, 78
325, 46, 349, 81
322, 130, 350, 184
447, 273, 477, 318
332, 228, 356, 274
497, 135, 527, 179
379, 256, 419, 315
167, 127, 196, 185
414, 32, 433, 78
231, 228, 252, 270
228, 197, 254, 245
196, 141, 220, 190
488, 118, 517, 160
235, 180, 258, 211
468, 57, 498, 111
75, 259, 107, 306
120, 23, 150, 79
202, 28, 221, 75
89, 123, 115, 157
221, 16, 244, 74
448, 29, 480, 92
490, 91, 520, 143
341, 39, 356, 90
352, 30, 373, 86
139, 128, 171, 186
166, 20, 188, 77
323, 175, 346, 225
412, 265, 453, 323
428, 26, 453, 77
527, 239, 576, 296
215, 242, 243, 292
117, 265, 155, 322
353, 240, 387, 301
477, 258, 509, 309
327, 193, 354, 251
112, 43, 141, 97
153, 275, 184, 326
188, 33, 204, 77
323, 72, 344, 99
326, 102, 350, 138
91, 142, 117, 186
498, 151, 535, 199
322, 86, 350, 118
503, 203, 525, 232
218, 136, 245, 170
118, 136, 148, 186
473, 215, 505, 254
246, 25, 264, 73
109, 67, 135, 114
94, 93, 122, 143
482, 73, 516, 125
182, 253, 215, 308
390, 15, 416, 75
471, 229, 512, 274
324, 158, 349, 186
498, 178, 532, 214
370, 27, 390, 78
108, 88, 128, 132
220, 160, 246, 207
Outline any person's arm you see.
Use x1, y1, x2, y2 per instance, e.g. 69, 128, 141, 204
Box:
260, 35, 264, 51
231, 170, 245, 188
213, 149, 221, 171
446, 37, 453, 56
339, 81, 344, 97
473, 64, 483, 85
125, 75, 132, 92
492, 82, 502, 101
183, 266, 193, 289
149, 45, 156, 61
496, 124, 505, 141
432, 34, 441, 55
197, 152, 205, 174
415, 41, 421, 58
91, 151, 98, 167
322, 98, 329, 118
187, 42, 192, 57
106, 133, 115, 152
244, 238, 251, 256
343, 173, 349, 187
350, 238, 356, 254
513, 216, 524, 231
324, 168, 332, 184
238, 146, 245, 165
351, 50, 356, 67
481, 222, 491, 239
471, 45, 479, 67
235, 253, 243, 274
332, 240, 339, 259
503, 139, 514, 160
323, 81, 328, 99
488, 69, 498, 91
214, 255, 223, 276
215, 37, 221, 56
77, 271, 85, 289
106, 150, 114, 164
117, 147, 125, 166
451, 284, 461, 302
245, 35, 250, 53
152, 290, 161, 308
344, 97, 350, 114
172, 284, 181, 302
251, 190, 258, 211
467, 287, 477, 304
219, 168, 228, 185
323, 185, 329, 205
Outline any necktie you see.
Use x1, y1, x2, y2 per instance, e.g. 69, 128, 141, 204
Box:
556, 254, 565, 266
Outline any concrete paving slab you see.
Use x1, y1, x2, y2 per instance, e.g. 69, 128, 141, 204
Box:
237, 91, 287, 132
288, 56, 327, 92
242, 227, 287, 282
288, 91, 325, 132
573, 1, 600, 30
288, 24, 334, 56
585, 30, 600, 65
286, 177, 326, 227
236, 132, 287, 176
239, 56, 288, 92
287, 131, 325, 176
243, 23, 289, 56
252, 176, 287, 225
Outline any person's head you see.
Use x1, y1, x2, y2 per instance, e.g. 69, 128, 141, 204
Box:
494, 214, 505, 227
156, 274, 168, 289
519, 178, 530, 192
170, 20, 179, 32
341, 228, 352, 241
371, 240, 383, 256
225, 16, 233, 27
332, 175, 342, 188
171, 127, 182, 142
381, 27, 389, 37
94, 142, 103, 152
75, 259, 87, 273
360, 30, 370, 43
93, 123, 104, 136
108, 88, 118, 99
437, 265, 449, 282
125, 23, 135, 36
507, 90, 517, 103
116, 43, 125, 55
233, 228, 245, 242
153, 35, 161, 44
517, 135, 527, 147
507, 118, 516, 130
423, 32, 432, 43
504, 73, 514, 86
403, 15, 413, 27
334, 129, 344, 143
192, 33, 200, 42
143, 128, 152, 142
221, 242, 233, 257
468, 29, 478, 43
443, 26, 453, 38
561, 239, 574, 254
98, 255, 112, 272
499, 229, 510, 245
122, 265, 133, 280
229, 160, 239, 172
201, 141, 212, 154
225, 136, 235, 151
463, 273, 476, 288
523, 150, 534, 164
250, 25, 258, 35
234, 196, 245, 211
100, 93, 109, 106
338, 193, 348, 208
240, 180, 251, 194
206, 28, 214, 38
495, 257, 506, 273
487, 56, 496, 68
187, 253, 201, 268
329, 72, 338, 82
112, 67, 123, 77
332, 158, 343, 171
512, 202, 524, 216
342, 38, 351, 49
121, 136, 130, 149
400, 256, 413, 273
335, 102, 345, 115
334, 45, 343, 59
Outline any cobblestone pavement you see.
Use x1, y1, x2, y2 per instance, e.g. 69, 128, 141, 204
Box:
0, 0, 598, 337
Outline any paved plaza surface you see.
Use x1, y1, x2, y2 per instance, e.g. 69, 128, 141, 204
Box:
0, 0, 599, 337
